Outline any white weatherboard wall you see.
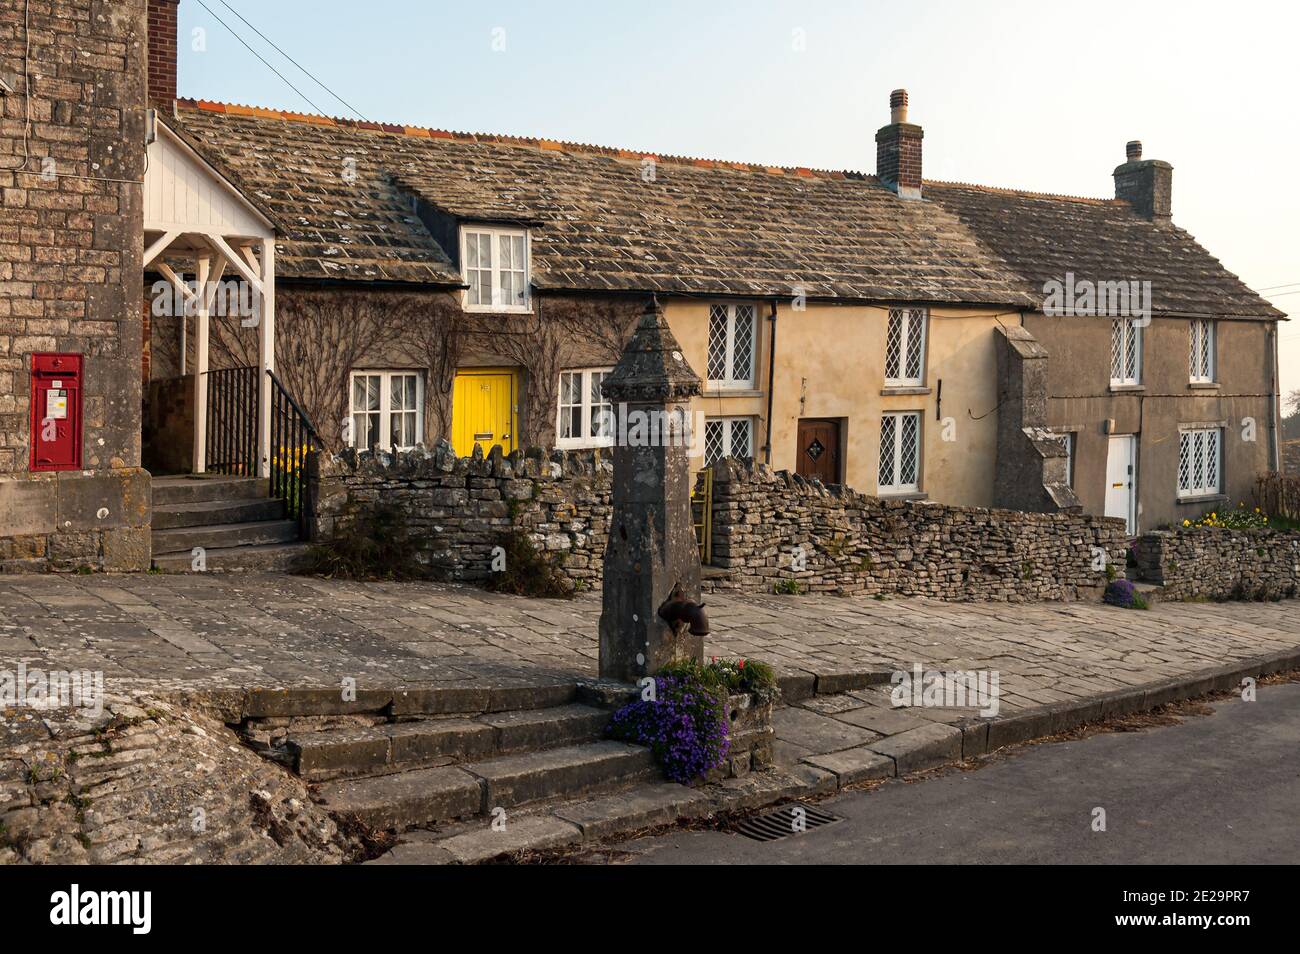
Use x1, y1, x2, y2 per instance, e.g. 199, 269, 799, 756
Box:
145, 123, 270, 238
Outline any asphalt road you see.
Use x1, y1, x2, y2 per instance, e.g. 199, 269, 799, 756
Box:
619, 682, 1300, 864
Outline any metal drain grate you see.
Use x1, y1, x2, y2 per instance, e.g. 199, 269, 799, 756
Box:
732, 802, 841, 842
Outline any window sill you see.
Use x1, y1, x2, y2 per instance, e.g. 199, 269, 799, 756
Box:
555, 443, 614, 452
462, 305, 534, 315
704, 386, 760, 397
1176, 493, 1227, 506
1188, 381, 1220, 390
878, 490, 928, 501
1109, 384, 1145, 393
881, 385, 931, 396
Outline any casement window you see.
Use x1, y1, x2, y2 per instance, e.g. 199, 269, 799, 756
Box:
884, 307, 927, 386
461, 225, 530, 312
350, 371, 423, 453
1110, 317, 1143, 386
1177, 427, 1221, 498
1189, 319, 1215, 383
703, 416, 753, 465
878, 411, 921, 495
706, 303, 757, 388
556, 367, 614, 449
1054, 432, 1076, 488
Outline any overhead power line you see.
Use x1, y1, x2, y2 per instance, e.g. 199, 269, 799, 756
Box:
193, 0, 327, 115
217, 1, 369, 121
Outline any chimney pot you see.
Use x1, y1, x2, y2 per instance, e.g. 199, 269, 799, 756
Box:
1126, 140, 1143, 161
889, 88, 909, 124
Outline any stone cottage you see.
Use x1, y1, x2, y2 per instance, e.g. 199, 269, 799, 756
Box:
0, 0, 1285, 570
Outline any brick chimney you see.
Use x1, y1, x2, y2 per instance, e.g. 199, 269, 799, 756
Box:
147, 0, 180, 105
1113, 140, 1172, 223
876, 88, 923, 199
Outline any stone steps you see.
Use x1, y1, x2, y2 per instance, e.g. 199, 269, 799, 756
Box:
151, 474, 305, 572
151, 541, 308, 573
152, 475, 269, 506
285, 704, 612, 781
312, 740, 657, 832
152, 518, 299, 554
152, 497, 287, 529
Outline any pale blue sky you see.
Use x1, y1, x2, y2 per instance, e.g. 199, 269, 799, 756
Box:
178, 0, 1300, 391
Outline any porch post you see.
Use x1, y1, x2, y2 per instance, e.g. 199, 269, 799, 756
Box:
192, 253, 211, 473
257, 240, 275, 478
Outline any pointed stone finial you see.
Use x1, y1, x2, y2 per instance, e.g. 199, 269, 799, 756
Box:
601, 297, 702, 405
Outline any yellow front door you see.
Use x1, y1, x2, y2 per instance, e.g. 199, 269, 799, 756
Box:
451, 368, 520, 456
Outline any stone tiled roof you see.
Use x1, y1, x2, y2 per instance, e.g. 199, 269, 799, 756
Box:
926, 182, 1285, 319
171, 100, 1283, 319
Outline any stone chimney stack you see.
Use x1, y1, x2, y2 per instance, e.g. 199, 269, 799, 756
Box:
147, 0, 180, 105
1113, 140, 1172, 223
876, 88, 923, 199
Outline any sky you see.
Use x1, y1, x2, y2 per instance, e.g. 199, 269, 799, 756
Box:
177, 0, 1300, 395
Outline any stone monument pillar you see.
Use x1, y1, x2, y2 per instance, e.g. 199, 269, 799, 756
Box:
598, 298, 705, 683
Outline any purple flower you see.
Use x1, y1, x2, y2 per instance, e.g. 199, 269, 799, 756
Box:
607, 675, 730, 782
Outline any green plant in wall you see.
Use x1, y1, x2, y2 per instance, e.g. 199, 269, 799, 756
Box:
483, 530, 573, 599
772, 578, 802, 595
294, 503, 430, 581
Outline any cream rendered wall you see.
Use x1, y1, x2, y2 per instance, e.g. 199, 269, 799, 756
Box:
662, 300, 1005, 507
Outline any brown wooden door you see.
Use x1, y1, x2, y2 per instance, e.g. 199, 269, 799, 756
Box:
796, 419, 840, 483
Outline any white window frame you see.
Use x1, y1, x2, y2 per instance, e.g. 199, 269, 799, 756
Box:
349, 370, 424, 453
878, 410, 922, 495
884, 307, 928, 387
1177, 427, 1222, 498
706, 303, 758, 389
1053, 431, 1076, 487
1189, 319, 1215, 384
702, 415, 754, 465
460, 224, 531, 313
1110, 317, 1143, 387
555, 367, 615, 449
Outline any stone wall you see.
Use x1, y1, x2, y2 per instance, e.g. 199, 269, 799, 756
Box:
0, 0, 151, 571
309, 447, 1131, 602
1133, 529, 1300, 601
705, 458, 1127, 601
308, 442, 611, 585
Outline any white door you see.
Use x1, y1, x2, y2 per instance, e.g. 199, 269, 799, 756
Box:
1104, 435, 1137, 534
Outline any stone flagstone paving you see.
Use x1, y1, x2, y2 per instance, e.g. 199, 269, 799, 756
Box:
1, 573, 1297, 712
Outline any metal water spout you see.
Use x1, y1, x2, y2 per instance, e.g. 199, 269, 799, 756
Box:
658, 585, 710, 636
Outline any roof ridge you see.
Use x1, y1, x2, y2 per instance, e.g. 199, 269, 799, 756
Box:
175, 99, 873, 181
924, 177, 1119, 206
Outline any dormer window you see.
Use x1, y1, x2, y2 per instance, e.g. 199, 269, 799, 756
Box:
461, 225, 530, 312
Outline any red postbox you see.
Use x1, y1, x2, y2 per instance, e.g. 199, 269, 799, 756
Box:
30, 353, 83, 471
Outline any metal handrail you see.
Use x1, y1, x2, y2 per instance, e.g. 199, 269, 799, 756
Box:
266, 369, 322, 537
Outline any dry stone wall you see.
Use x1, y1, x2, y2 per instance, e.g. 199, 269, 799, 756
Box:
1133, 529, 1300, 601
309, 442, 612, 586
311, 448, 1130, 602
704, 459, 1127, 601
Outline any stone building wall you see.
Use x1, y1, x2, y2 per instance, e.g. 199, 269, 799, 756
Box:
0, 0, 150, 572
704, 458, 1127, 601
309, 442, 612, 586
1133, 529, 1300, 601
